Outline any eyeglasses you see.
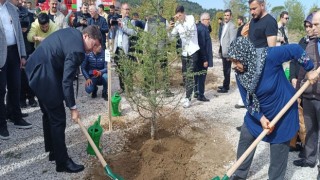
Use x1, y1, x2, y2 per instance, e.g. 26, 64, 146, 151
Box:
203, 18, 210, 21
285, 17, 289, 20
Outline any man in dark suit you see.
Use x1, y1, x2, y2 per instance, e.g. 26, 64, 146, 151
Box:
25, 26, 102, 173
194, 12, 213, 102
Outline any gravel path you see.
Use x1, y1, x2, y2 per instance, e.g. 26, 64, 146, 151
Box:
0, 40, 317, 180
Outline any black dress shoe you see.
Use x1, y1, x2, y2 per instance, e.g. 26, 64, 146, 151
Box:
293, 159, 316, 168
217, 88, 228, 93
56, 158, 84, 173
49, 152, 55, 161
197, 96, 210, 102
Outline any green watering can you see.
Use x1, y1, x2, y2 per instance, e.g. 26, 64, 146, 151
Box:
78, 117, 124, 180
87, 115, 103, 155
111, 92, 121, 116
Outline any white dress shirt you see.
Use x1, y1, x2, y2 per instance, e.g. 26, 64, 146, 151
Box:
171, 15, 199, 56
0, 1, 17, 46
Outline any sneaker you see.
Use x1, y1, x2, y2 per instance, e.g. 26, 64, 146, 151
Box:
102, 92, 108, 101
28, 98, 38, 107
13, 119, 32, 129
293, 159, 316, 168
0, 126, 10, 140
182, 98, 191, 108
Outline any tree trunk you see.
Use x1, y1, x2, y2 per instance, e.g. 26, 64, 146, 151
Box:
150, 111, 156, 139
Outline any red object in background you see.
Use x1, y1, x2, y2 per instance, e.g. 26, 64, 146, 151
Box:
101, 0, 113, 6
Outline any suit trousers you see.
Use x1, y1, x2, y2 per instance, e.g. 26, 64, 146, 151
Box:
20, 68, 35, 102
39, 101, 69, 165
302, 98, 320, 165
0, 45, 22, 127
222, 56, 231, 89
182, 53, 198, 99
194, 68, 208, 97
232, 123, 290, 180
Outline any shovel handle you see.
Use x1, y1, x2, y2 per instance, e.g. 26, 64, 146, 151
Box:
226, 67, 320, 177
78, 119, 107, 167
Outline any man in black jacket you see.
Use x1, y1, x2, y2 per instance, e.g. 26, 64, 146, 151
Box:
25, 26, 102, 173
194, 12, 213, 101
72, 2, 91, 31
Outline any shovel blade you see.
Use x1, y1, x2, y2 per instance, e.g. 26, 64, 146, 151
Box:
212, 174, 229, 180
105, 165, 124, 180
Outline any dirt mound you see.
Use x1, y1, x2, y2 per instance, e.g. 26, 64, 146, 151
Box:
83, 113, 235, 180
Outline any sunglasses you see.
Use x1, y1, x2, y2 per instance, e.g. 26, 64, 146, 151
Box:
304, 25, 312, 28
285, 17, 289, 20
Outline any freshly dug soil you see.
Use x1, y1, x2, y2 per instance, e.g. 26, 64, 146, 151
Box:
83, 113, 235, 180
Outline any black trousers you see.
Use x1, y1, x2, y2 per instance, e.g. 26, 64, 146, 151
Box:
181, 53, 198, 99
20, 68, 35, 102
0, 45, 22, 127
194, 68, 208, 98
222, 57, 231, 89
39, 101, 69, 165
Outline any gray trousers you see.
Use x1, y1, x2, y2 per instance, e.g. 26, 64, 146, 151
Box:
302, 98, 320, 165
231, 123, 290, 180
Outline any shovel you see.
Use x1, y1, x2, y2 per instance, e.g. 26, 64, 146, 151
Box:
78, 119, 123, 180
212, 67, 320, 180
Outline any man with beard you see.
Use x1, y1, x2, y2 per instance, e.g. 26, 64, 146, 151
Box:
248, 0, 277, 48
73, 2, 91, 32
46, 0, 66, 29
27, 13, 58, 48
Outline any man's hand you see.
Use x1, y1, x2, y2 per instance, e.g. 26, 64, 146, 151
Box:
22, 27, 28, 33
85, 79, 92, 87
20, 58, 26, 68
80, 19, 87, 25
291, 78, 297, 88
70, 109, 80, 123
203, 61, 208, 68
93, 70, 102, 77
306, 70, 319, 85
260, 115, 275, 135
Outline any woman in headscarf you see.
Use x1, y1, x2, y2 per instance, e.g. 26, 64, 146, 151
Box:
228, 37, 318, 180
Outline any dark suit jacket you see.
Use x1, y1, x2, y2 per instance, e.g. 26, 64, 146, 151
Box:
25, 28, 85, 108
196, 23, 213, 69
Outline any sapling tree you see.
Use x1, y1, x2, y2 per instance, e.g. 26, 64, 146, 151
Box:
116, 0, 197, 139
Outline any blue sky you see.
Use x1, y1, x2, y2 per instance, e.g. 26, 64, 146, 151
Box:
189, 0, 319, 14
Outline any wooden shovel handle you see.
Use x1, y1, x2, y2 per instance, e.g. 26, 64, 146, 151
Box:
78, 119, 107, 167
226, 67, 320, 177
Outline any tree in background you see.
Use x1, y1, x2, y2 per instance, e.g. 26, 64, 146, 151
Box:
224, 0, 248, 24
211, 11, 224, 39
118, 0, 184, 139
308, 3, 318, 14
284, 0, 305, 32
270, 6, 285, 20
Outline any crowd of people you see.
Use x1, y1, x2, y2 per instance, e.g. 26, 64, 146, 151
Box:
1, 0, 320, 178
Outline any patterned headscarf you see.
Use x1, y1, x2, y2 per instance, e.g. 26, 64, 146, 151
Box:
228, 37, 268, 115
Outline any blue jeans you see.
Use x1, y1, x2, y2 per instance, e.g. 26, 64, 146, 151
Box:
85, 73, 108, 94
